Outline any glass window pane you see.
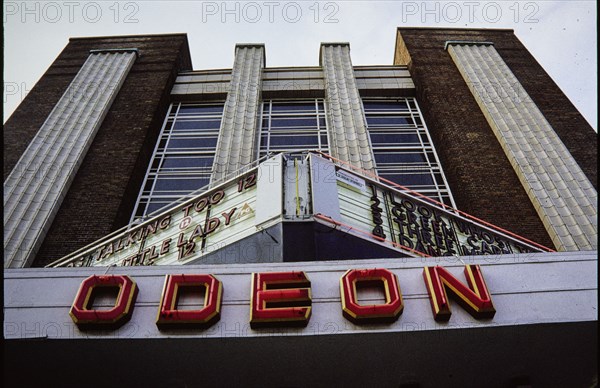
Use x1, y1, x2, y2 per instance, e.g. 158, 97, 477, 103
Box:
270, 117, 318, 128
380, 173, 434, 187
151, 159, 161, 170
135, 202, 148, 217
143, 178, 154, 193
158, 138, 168, 150
173, 119, 221, 130
178, 105, 224, 115
374, 152, 426, 164
366, 116, 411, 126
154, 177, 210, 192
162, 156, 214, 169
167, 137, 218, 150
370, 133, 420, 145
260, 134, 269, 147
271, 103, 314, 112
320, 135, 328, 146
269, 134, 319, 147
363, 101, 408, 111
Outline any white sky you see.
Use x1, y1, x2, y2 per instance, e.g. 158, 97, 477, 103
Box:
3, 1, 597, 130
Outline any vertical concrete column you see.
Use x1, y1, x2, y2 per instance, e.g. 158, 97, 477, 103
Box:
447, 42, 597, 251
211, 44, 265, 183
320, 43, 375, 174
4, 49, 138, 268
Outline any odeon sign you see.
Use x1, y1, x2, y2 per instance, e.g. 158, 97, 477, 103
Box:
69, 265, 496, 330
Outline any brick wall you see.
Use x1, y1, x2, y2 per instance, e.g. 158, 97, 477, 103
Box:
394, 28, 596, 249
3, 34, 192, 266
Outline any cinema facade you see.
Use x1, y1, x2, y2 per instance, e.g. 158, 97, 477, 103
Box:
4, 28, 597, 387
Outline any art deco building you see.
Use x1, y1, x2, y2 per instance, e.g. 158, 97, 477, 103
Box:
4, 29, 597, 387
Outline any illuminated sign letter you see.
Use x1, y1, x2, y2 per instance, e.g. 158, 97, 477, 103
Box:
340, 268, 404, 324
69, 275, 138, 329
423, 265, 496, 321
250, 272, 311, 328
156, 274, 223, 329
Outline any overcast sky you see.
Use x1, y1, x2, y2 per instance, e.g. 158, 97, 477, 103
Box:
3, 1, 597, 130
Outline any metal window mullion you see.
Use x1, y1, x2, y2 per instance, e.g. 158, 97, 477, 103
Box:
315, 98, 324, 150
266, 100, 273, 155
413, 97, 457, 209
131, 103, 176, 222
256, 101, 265, 160
317, 98, 327, 151
413, 109, 434, 171
360, 98, 379, 175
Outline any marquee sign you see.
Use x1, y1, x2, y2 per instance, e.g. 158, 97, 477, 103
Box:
333, 164, 545, 257
52, 170, 259, 267
49, 152, 549, 268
